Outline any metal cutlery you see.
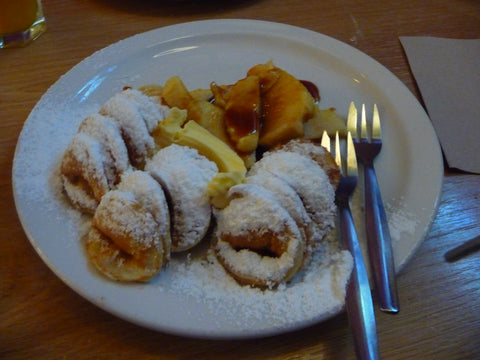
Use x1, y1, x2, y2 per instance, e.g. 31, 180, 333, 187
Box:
321, 131, 380, 360
347, 102, 399, 313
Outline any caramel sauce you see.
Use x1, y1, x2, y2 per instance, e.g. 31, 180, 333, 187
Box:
225, 103, 260, 138
224, 76, 261, 142
300, 80, 320, 102
221, 78, 319, 146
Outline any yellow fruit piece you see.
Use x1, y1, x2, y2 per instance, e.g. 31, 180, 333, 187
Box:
187, 100, 230, 145
236, 133, 259, 154
210, 82, 232, 109
151, 107, 188, 149
303, 107, 347, 138
207, 172, 245, 209
189, 88, 214, 102
159, 76, 233, 149
162, 76, 193, 109
247, 62, 316, 147
223, 75, 261, 153
138, 84, 163, 100
174, 120, 246, 175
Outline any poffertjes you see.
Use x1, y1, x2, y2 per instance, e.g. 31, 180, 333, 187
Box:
59, 62, 347, 287
61, 89, 169, 214
214, 140, 338, 288
146, 144, 218, 252
214, 183, 306, 288
86, 171, 170, 282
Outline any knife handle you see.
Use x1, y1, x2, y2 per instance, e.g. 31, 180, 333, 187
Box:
364, 164, 399, 313
339, 204, 379, 360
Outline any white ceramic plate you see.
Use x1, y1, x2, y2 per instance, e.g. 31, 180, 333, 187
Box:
12, 19, 443, 339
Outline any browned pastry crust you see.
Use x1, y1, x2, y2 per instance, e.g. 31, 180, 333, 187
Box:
60, 113, 130, 213
246, 172, 315, 252
214, 183, 305, 288
86, 171, 171, 282
61, 89, 167, 214
214, 140, 339, 288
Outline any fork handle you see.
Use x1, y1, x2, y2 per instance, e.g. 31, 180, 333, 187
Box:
339, 205, 379, 360
364, 164, 399, 313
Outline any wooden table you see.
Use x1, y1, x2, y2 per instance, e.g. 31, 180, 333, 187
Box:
1, 0, 479, 358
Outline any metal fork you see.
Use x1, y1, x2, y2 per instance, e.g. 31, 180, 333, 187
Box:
348, 102, 399, 313
321, 131, 379, 360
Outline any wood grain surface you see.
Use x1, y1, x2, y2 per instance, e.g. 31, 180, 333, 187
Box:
1, 0, 479, 359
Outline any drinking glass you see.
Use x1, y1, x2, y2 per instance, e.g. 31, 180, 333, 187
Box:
0, 0, 46, 48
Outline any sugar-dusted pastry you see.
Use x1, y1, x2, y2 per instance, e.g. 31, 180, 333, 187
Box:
116, 171, 171, 260
121, 88, 170, 133
214, 183, 305, 288
86, 171, 171, 282
249, 149, 337, 244
273, 138, 340, 188
146, 144, 218, 252
61, 89, 169, 213
99, 89, 167, 168
246, 172, 315, 251
77, 113, 130, 186
60, 113, 130, 213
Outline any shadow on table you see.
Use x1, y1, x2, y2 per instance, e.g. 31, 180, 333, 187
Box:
94, 0, 263, 16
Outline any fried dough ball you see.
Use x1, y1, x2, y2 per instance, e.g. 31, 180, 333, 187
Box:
273, 138, 340, 188
214, 183, 305, 288
249, 148, 337, 243
146, 144, 218, 252
86, 171, 171, 282
60, 113, 129, 213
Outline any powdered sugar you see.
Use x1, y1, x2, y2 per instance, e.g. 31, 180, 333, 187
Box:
117, 171, 171, 257
12, 82, 99, 242
94, 190, 160, 251
246, 172, 315, 245
146, 144, 218, 251
164, 238, 353, 330
100, 92, 155, 167
216, 183, 297, 238
386, 199, 419, 243
78, 113, 130, 185
250, 151, 337, 240
214, 183, 305, 287
121, 88, 170, 132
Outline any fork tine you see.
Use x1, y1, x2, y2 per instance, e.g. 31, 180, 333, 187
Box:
323, 130, 358, 177
347, 131, 358, 177
372, 104, 382, 140
335, 131, 342, 171
347, 102, 358, 139
361, 104, 368, 141
321, 130, 331, 152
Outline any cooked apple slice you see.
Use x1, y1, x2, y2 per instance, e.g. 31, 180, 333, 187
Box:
224, 75, 261, 153
248, 62, 316, 147
303, 107, 347, 138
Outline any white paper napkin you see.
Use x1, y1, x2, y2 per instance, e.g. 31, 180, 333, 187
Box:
400, 36, 480, 174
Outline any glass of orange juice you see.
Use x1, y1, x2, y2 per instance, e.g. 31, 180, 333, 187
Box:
0, 0, 46, 48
